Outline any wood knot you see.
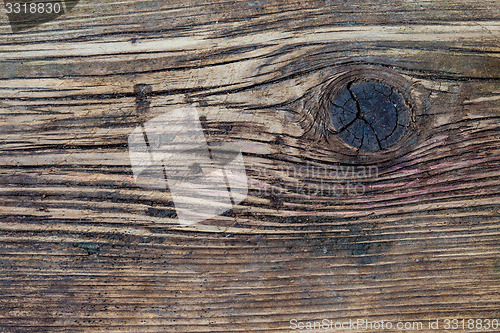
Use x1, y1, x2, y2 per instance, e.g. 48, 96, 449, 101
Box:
313, 66, 429, 160
329, 80, 411, 152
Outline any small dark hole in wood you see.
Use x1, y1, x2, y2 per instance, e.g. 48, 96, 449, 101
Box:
329, 80, 411, 152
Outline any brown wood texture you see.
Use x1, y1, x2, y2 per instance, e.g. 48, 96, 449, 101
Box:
0, 0, 499, 332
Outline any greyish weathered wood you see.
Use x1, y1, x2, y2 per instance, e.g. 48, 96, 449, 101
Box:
0, 0, 499, 332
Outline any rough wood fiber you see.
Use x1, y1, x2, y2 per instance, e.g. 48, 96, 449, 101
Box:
0, 0, 499, 332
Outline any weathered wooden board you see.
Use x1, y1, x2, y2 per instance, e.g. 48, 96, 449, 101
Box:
0, 0, 499, 332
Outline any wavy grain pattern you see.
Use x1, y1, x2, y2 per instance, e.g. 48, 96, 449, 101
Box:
0, 0, 499, 332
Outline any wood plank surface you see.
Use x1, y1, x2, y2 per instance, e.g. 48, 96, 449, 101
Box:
0, 0, 499, 332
